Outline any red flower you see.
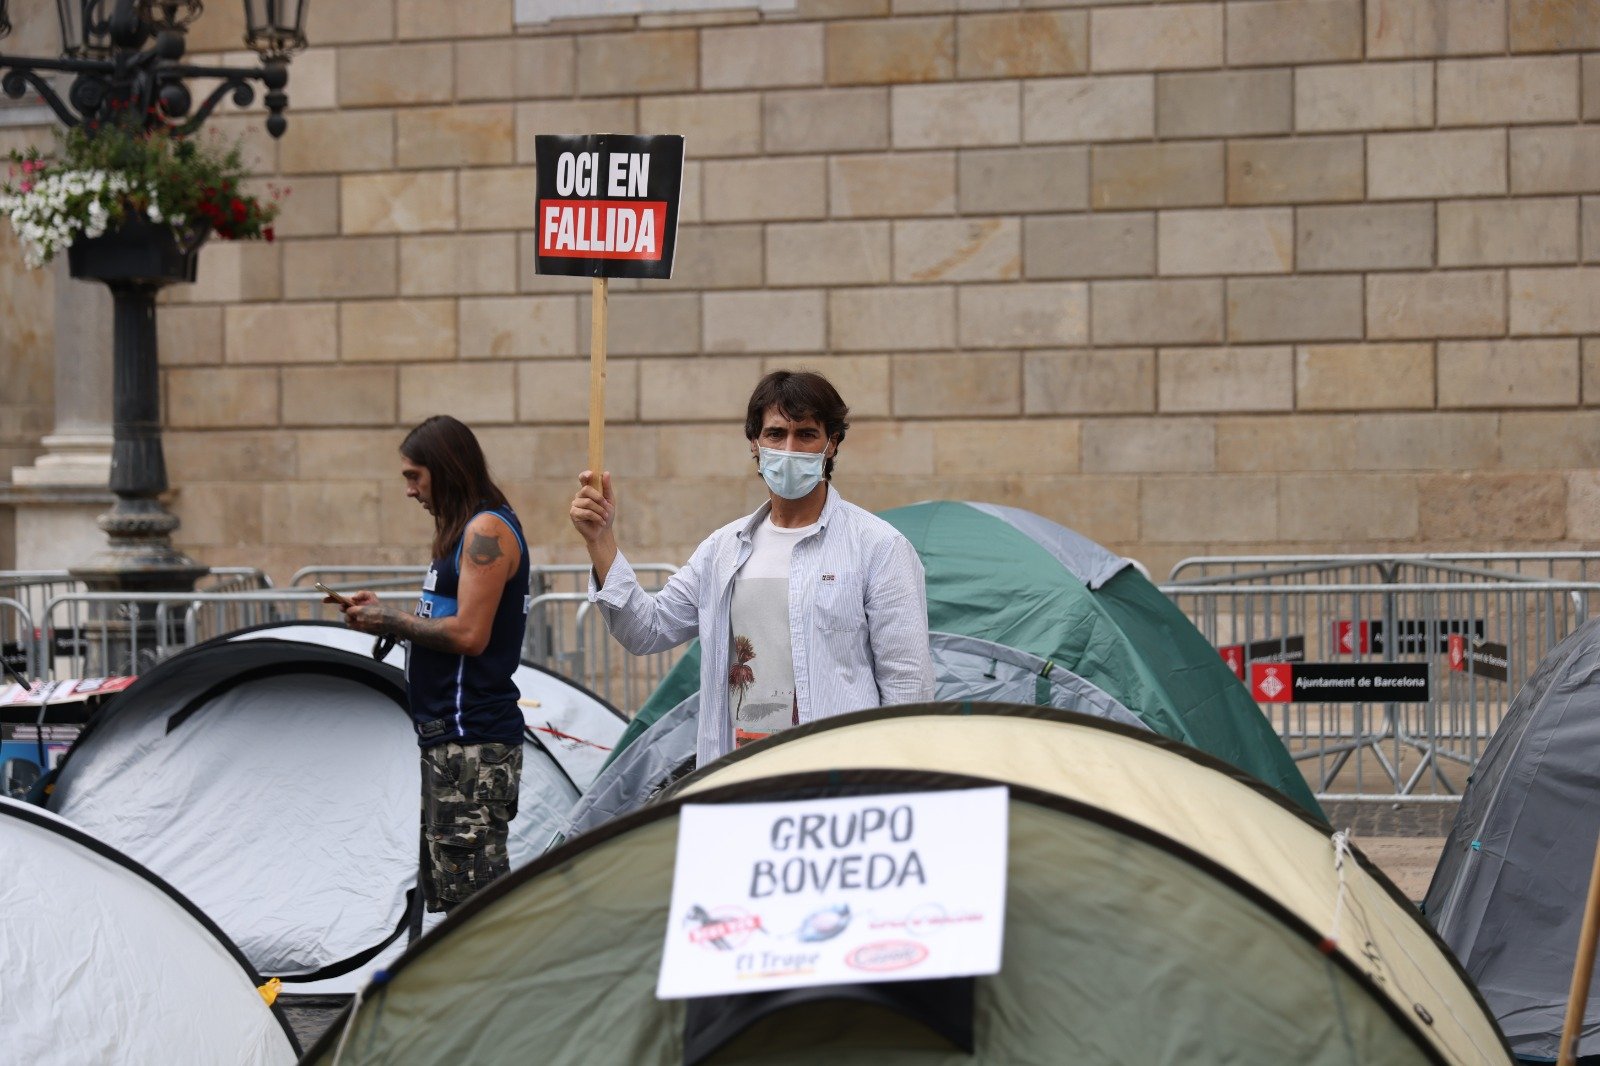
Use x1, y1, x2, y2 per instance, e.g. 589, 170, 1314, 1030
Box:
262, 226, 275, 243
230, 198, 246, 222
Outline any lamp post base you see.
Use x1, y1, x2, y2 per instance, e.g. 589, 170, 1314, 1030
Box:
70, 502, 208, 592
67, 501, 207, 676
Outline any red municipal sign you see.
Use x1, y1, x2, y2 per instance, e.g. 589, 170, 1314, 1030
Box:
1332, 620, 1370, 655
1447, 634, 1509, 682
1250, 662, 1432, 702
1251, 663, 1294, 703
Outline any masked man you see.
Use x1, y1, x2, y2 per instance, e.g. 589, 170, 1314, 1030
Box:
569, 370, 934, 767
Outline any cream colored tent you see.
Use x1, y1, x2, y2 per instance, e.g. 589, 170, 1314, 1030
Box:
677, 704, 1509, 1065
301, 704, 1507, 1066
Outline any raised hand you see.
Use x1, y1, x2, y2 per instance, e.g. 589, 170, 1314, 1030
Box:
569, 470, 615, 545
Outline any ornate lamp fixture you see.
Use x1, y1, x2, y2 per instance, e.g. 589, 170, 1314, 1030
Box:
0, 0, 309, 607
1, 0, 308, 139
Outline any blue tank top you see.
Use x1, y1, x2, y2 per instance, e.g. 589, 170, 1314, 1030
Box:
406, 504, 530, 747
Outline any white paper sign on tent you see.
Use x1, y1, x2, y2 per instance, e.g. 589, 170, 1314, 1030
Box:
657, 787, 1007, 999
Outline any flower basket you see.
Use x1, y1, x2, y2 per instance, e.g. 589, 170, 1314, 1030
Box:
2, 113, 280, 273
67, 214, 210, 285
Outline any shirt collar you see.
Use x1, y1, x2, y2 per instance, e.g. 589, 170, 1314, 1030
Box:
737, 483, 841, 542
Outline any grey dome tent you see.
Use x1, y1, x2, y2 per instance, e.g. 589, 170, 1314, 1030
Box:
565, 501, 1316, 840
43, 638, 587, 994
0, 796, 300, 1064
1424, 615, 1600, 1062
299, 705, 1506, 1066
216, 620, 628, 790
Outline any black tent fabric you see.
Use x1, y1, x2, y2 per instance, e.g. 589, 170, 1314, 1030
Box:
1425, 615, 1600, 1061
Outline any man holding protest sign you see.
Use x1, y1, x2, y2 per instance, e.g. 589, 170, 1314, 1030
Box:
569, 370, 936, 767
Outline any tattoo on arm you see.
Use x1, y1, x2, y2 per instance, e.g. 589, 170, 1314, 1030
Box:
466, 531, 504, 568
375, 607, 460, 654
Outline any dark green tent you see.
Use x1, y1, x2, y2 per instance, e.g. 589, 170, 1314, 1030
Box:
582, 501, 1318, 831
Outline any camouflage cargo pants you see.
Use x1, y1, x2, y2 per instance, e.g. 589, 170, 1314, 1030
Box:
420, 741, 522, 913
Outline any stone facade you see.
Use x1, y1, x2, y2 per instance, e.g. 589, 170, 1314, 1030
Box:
1, 0, 1597, 580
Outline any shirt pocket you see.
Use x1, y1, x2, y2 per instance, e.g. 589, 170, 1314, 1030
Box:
812, 573, 867, 632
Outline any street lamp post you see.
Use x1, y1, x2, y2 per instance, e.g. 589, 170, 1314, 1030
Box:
0, 0, 307, 607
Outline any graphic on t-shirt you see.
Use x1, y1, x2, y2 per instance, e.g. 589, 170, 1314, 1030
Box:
729, 635, 756, 716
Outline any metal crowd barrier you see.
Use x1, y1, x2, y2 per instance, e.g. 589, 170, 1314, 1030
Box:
522, 565, 684, 712
32, 588, 410, 679
2, 568, 274, 682
1161, 555, 1600, 801
0, 596, 38, 682
4, 563, 685, 713
1169, 552, 1600, 586
294, 562, 685, 709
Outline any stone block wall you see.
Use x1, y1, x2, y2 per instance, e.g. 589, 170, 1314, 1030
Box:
0, 213, 55, 568
1, 0, 1597, 579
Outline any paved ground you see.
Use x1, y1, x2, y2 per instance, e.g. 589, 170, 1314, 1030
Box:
1323, 799, 1456, 902
282, 998, 347, 1058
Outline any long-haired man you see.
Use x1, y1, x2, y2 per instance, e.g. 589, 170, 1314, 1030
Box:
335, 415, 531, 913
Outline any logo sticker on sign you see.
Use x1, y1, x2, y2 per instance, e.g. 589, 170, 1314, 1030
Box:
656, 787, 1008, 1000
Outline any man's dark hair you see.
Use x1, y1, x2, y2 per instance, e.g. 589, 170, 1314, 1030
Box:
400, 415, 510, 560
744, 370, 851, 480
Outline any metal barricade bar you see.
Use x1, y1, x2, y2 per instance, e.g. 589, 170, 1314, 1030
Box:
1169, 552, 1600, 585
526, 564, 683, 712
288, 565, 429, 592
0, 596, 39, 682
37, 589, 414, 679
19, 562, 684, 713
1160, 579, 1600, 801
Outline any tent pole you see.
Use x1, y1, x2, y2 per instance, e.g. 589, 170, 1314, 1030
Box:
1558, 832, 1600, 1066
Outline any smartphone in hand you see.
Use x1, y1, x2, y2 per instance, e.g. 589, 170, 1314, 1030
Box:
314, 582, 354, 608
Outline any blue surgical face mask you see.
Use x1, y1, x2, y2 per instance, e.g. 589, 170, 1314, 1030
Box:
758, 446, 827, 500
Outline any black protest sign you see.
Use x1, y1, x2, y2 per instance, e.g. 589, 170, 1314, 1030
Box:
1251, 662, 1431, 703
534, 134, 684, 280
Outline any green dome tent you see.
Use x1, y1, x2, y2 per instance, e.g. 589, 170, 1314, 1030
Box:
582, 501, 1318, 829
300, 706, 1502, 1066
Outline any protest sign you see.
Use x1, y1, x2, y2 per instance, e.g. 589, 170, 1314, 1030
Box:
533, 133, 685, 485
658, 787, 1008, 1000
534, 134, 684, 280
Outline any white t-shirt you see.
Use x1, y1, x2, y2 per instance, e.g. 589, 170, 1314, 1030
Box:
727, 515, 818, 747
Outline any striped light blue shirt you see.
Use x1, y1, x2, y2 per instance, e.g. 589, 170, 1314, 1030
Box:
590, 487, 936, 766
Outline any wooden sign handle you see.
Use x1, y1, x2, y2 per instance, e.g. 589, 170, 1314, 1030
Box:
588, 276, 608, 489
1558, 832, 1600, 1065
